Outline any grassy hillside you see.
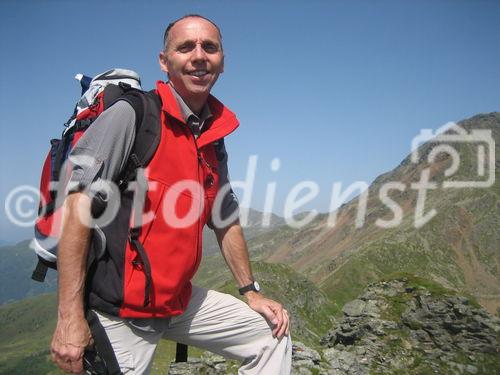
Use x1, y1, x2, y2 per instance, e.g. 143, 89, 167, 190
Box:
0, 293, 57, 375
0, 258, 336, 374
0, 292, 209, 375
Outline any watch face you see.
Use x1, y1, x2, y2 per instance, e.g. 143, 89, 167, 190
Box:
253, 281, 261, 292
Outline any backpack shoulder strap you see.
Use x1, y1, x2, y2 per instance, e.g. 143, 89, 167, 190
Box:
116, 89, 162, 189
214, 138, 226, 161
114, 90, 161, 307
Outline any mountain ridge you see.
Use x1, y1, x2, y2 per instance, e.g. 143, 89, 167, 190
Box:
258, 112, 500, 314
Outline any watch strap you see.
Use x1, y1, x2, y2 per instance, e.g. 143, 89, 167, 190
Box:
238, 281, 260, 295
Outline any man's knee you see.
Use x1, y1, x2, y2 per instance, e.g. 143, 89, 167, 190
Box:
250, 328, 292, 357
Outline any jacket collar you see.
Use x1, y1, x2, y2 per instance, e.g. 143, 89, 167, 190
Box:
156, 81, 186, 124
156, 81, 239, 148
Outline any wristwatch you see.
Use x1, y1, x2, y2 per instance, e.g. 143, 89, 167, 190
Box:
238, 281, 261, 295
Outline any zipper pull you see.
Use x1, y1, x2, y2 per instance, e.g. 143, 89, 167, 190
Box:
205, 174, 214, 187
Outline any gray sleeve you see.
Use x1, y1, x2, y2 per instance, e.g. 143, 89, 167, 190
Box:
210, 141, 240, 228
67, 100, 136, 192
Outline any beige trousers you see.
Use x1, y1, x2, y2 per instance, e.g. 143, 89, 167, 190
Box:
95, 285, 292, 374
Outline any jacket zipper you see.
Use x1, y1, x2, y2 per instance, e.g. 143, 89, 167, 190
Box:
189, 129, 204, 272
188, 126, 224, 271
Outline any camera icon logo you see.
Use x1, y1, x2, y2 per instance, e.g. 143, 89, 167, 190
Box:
411, 122, 495, 188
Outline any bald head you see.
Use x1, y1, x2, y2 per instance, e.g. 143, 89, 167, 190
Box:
158, 14, 225, 114
163, 14, 222, 51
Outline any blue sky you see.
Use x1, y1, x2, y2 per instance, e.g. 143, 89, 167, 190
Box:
1, 0, 499, 242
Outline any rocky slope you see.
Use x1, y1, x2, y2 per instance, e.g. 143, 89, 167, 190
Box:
319, 277, 499, 375
164, 276, 500, 375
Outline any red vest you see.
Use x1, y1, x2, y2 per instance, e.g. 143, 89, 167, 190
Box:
89, 82, 239, 318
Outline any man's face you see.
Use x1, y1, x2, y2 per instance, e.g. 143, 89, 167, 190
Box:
159, 17, 224, 102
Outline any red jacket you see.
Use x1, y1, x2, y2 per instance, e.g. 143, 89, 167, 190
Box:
88, 81, 239, 318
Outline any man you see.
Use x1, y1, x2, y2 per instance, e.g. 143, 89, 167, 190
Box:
50, 14, 291, 374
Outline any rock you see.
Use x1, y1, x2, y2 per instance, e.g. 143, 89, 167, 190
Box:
342, 299, 366, 317
291, 342, 330, 375
167, 358, 204, 375
336, 326, 364, 345
426, 300, 449, 315
292, 342, 321, 362
455, 363, 466, 373
167, 353, 226, 375
453, 304, 472, 317
364, 299, 380, 318
320, 278, 500, 375
323, 347, 342, 368
201, 351, 225, 366
465, 364, 478, 374
291, 366, 312, 375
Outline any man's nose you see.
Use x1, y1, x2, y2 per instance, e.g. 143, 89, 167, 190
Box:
192, 44, 207, 62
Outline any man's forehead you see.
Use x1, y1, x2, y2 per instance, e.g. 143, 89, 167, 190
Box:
168, 17, 221, 43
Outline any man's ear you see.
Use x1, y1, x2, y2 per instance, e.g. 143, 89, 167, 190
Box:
220, 54, 225, 74
159, 51, 169, 74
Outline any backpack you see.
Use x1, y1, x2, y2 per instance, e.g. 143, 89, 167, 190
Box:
30, 70, 190, 371
31, 69, 162, 283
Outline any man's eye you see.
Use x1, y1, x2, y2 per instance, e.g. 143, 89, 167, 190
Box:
177, 43, 195, 53
203, 43, 219, 53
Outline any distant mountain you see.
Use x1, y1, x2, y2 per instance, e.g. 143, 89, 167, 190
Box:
0, 293, 58, 374
0, 241, 57, 305
256, 112, 500, 315
202, 208, 286, 255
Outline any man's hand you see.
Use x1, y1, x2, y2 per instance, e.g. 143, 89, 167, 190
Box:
50, 193, 93, 373
50, 314, 93, 374
245, 291, 290, 339
214, 223, 291, 338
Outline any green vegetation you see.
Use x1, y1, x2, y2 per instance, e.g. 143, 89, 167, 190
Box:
0, 294, 58, 375
0, 294, 218, 375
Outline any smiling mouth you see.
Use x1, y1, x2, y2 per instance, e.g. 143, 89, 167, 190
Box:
188, 70, 209, 78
